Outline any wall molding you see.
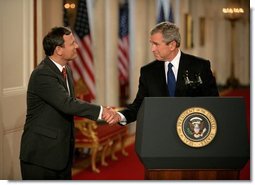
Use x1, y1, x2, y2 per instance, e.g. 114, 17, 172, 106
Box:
3, 126, 24, 135
2, 86, 26, 97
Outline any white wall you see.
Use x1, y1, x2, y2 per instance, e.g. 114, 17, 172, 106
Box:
0, 0, 34, 179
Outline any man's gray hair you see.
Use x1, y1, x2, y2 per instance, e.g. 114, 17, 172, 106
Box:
150, 21, 181, 47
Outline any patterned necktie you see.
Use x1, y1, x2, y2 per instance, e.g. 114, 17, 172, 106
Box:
62, 66, 71, 95
167, 63, 176, 96
62, 66, 67, 80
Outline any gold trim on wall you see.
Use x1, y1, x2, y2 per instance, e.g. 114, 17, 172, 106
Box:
185, 13, 193, 49
199, 17, 205, 46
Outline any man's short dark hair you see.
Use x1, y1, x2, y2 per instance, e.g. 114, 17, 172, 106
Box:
43, 27, 72, 56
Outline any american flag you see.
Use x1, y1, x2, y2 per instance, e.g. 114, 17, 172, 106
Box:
157, 2, 165, 23
157, 1, 174, 23
118, 2, 129, 105
69, 0, 95, 102
169, 3, 174, 23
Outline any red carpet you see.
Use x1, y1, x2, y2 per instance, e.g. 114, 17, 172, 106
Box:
72, 144, 145, 180
221, 88, 250, 180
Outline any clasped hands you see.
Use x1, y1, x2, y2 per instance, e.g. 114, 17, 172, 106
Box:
102, 107, 121, 125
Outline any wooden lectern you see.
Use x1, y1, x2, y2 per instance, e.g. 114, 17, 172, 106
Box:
136, 97, 249, 180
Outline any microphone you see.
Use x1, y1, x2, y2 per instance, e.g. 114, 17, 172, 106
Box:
183, 70, 203, 89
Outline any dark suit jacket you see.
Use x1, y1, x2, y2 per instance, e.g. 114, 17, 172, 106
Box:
19, 57, 100, 170
121, 52, 219, 123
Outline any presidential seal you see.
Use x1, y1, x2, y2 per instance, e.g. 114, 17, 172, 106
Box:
176, 107, 217, 148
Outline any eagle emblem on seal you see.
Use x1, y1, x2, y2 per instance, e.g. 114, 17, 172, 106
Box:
188, 117, 207, 138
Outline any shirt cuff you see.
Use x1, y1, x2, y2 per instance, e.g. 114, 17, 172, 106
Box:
117, 112, 127, 125
98, 106, 103, 120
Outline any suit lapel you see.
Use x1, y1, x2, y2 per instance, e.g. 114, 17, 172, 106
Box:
45, 57, 62, 75
175, 52, 190, 96
156, 61, 169, 96
66, 66, 75, 97
44, 57, 70, 94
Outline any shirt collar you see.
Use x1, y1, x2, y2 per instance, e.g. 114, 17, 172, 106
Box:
165, 49, 181, 68
170, 49, 181, 67
49, 57, 65, 72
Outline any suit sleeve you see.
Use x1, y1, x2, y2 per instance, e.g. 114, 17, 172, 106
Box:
202, 60, 219, 96
31, 68, 100, 121
120, 68, 147, 123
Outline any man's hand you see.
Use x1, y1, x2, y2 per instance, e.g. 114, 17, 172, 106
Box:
102, 107, 121, 125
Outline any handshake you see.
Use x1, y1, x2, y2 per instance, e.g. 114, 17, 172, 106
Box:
101, 107, 122, 125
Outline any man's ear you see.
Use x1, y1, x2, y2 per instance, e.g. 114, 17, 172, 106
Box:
55, 46, 63, 56
169, 40, 177, 50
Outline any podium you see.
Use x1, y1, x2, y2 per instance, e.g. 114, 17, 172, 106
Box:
136, 97, 249, 180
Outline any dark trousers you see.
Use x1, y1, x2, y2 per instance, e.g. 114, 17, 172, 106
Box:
20, 160, 72, 180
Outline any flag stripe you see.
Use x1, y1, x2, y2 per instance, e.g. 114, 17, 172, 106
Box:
83, 36, 94, 62
73, 56, 96, 98
118, 2, 129, 86
118, 47, 129, 70
74, 33, 95, 82
68, 0, 95, 102
68, 61, 79, 81
76, 48, 95, 83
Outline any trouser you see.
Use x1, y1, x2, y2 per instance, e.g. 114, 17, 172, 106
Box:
20, 160, 72, 180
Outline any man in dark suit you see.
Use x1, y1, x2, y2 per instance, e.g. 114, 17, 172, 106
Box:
108, 21, 219, 125
19, 27, 117, 179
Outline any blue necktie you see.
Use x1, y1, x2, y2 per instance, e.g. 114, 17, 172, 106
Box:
167, 63, 176, 96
